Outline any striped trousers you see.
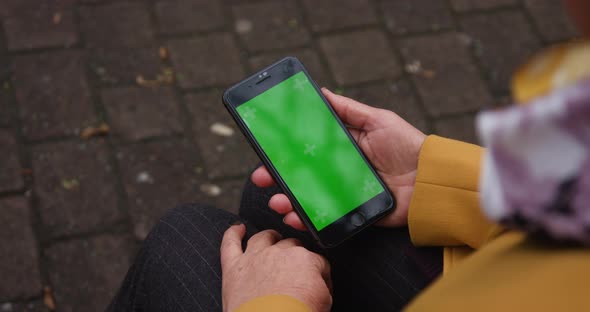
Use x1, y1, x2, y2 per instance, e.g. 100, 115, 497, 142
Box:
107, 177, 442, 312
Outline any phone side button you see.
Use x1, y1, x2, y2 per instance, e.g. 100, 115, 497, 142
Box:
350, 213, 365, 227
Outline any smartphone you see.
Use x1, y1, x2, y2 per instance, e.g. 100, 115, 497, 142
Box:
223, 57, 395, 247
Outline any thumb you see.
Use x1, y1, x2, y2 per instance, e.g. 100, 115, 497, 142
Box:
220, 224, 246, 271
321, 88, 378, 130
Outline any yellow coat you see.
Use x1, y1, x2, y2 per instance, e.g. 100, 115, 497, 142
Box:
236, 41, 590, 312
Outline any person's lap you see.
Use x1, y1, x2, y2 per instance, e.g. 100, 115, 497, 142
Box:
107, 176, 442, 312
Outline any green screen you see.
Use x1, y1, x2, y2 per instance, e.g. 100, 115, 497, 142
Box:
237, 71, 383, 230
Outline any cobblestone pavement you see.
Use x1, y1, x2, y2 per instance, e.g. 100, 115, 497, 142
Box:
0, 0, 579, 310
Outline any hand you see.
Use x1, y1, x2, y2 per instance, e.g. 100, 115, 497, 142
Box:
251, 88, 426, 230
221, 225, 332, 312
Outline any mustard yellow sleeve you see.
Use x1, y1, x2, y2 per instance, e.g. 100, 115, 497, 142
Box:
408, 135, 496, 249
234, 295, 311, 312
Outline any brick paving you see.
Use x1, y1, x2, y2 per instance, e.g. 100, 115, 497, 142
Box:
0, 0, 579, 310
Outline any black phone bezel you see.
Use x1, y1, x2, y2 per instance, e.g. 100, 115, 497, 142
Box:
223, 56, 395, 247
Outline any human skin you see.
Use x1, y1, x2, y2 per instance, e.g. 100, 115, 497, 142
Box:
221, 225, 332, 311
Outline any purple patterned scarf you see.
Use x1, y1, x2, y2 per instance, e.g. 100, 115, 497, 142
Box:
477, 78, 590, 245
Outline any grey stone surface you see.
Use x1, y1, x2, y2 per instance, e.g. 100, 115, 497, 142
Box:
116, 139, 205, 240
4, 9, 77, 51
12, 51, 96, 140
302, 0, 377, 32
32, 141, 122, 237
320, 30, 401, 86
0, 197, 41, 300
399, 33, 493, 117
433, 114, 479, 144
79, 2, 153, 48
185, 90, 258, 179
102, 87, 183, 141
45, 234, 134, 312
167, 34, 244, 88
232, 0, 310, 52
380, 0, 453, 35
460, 11, 541, 93
0, 130, 23, 192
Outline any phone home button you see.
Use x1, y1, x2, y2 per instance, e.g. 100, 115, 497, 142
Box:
350, 213, 365, 227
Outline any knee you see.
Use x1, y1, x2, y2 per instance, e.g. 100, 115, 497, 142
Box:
143, 204, 239, 247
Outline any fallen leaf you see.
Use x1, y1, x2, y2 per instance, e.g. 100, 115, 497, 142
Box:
200, 183, 222, 196
210, 122, 234, 137
61, 178, 80, 190
136, 171, 155, 184
194, 166, 203, 174
52, 12, 62, 24
43, 286, 56, 311
405, 60, 422, 74
136, 75, 159, 87
420, 69, 436, 79
159, 47, 169, 60
235, 19, 253, 34
287, 18, 298, 29
136, 69, 175, 87
80, 123, 109, 139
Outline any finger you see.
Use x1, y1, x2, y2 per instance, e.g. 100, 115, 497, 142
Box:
348, 128, 362, 142
274, 238, 303, 249
322, 88, 378, 131
306, 252, 332, 293
220, 224, 246, 271
283, 211, 307, 231
315, 255, 333, 294
251, 166, 275, 187
246, 230, 282, 253
269, 193, 293, 214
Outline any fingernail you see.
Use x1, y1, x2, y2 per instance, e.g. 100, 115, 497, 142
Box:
231, 220, 243, 226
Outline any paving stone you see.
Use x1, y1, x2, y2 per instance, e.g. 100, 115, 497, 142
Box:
380, 0, 453, 35
232, 0, 310, 52
12, 51, 96, 140
201, 179, 244, 215
450, 0, 517, 11
0, 130, 24, 192
89, 47, 162, 85
249, 49, 332, 88
460, 11, 541, 93
155, 0, 225, 35
4, 9, 77, 51
185, 90, 258, 179
45, 234, 134, 312
0, 87, 13, 128
0, 0, 76, 18
0, 197, 42, 300
319, 30, 401, 86
32, 141, 121, 237
79, 2, 153, 48
167, 34, 244, 88
433, 114, 478, 144
524, 0, 579, 42
344, 80, 429, 133
0, 300, 46, 312
0, 53, 12, 127
399, 33, 493, 117
116, 140, 205, 240
301, 0, 377, 32
102, 87, 183, 141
